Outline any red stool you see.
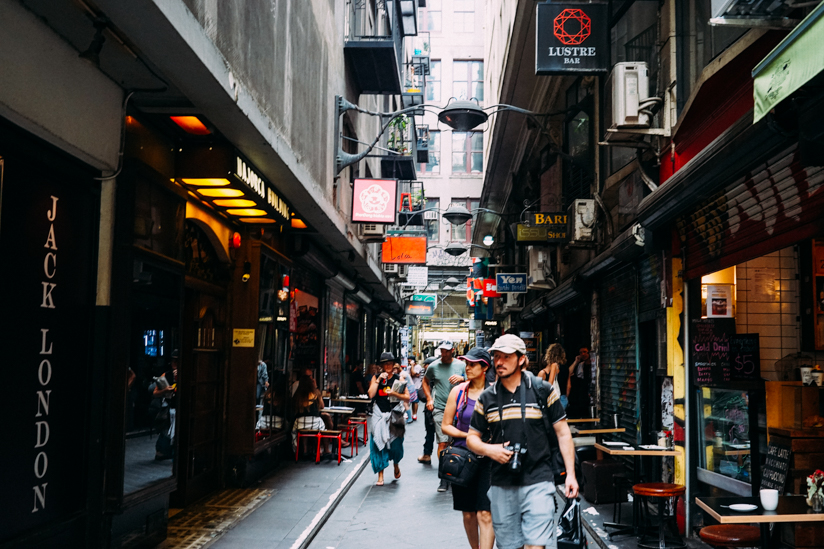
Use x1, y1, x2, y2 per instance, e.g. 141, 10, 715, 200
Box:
317, 430, 344, 465
699, 525, 760, 548
633, 483, 686, 549
341, 425, 359, 458
295, 429, 319, 462
348, 416, 368, 445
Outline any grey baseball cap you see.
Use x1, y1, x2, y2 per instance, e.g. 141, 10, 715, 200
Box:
437, 340, 453, 351
488, 334, 527, 355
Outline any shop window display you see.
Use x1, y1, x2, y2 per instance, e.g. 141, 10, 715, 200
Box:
697, 387, 753, 483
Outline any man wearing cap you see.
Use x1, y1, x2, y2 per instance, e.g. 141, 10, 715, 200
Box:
467, 334, 578, 549
419, 340, 466, 492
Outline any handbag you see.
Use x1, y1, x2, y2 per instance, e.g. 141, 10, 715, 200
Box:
557, 497, 587, 549
438, 444, 480, 487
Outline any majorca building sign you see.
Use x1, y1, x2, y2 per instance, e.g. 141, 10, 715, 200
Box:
536, 2, 608, 75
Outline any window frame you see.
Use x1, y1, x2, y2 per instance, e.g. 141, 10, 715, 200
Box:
452, 60, 484, 104
451, 131, 483, 175
426, 60, 441, 103
449, 198, 480, 242
425, 198, 440, 243
418, 0, 442, 32
453, 0, 475, 33
421, 129, 441, 174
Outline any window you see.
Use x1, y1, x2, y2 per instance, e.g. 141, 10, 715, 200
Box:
453, 60, 484, 103
419, 0, 442, 32
449, 198, 479, 242
454, 0, 474, 32
422, 130, 440, 174
451, 132, 483, 174
426, 60, 441, 103
425, 198, 440, 242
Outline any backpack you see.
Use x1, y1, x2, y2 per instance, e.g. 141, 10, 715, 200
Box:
519, 371, 581, 486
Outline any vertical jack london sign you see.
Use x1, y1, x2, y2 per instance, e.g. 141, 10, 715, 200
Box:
0, 143, 97, 539
536, 2, 609, 75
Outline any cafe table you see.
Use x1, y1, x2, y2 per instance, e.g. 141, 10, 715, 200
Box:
696, 496, 824, 549
324, 406, 355, 429
572, 427, 626, 458
567, 417, 600, 424
594, 442, 681, 539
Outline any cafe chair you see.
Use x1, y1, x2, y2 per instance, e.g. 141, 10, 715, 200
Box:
633, 482, 686, 549
348, 416, 368, 445
699, 525, 760, 548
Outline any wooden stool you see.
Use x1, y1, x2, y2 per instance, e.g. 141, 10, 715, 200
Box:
633, 483, 686, 549
348, 416, 368, 445
699, 525, 760, 548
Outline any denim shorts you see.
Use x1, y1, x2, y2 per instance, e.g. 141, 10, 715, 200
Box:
488, 481, 556, 549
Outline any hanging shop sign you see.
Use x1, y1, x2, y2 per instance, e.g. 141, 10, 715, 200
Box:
406, 265, 429, 287
483, 278, 501, 298
176, 146, 292, 225
516, 223, 568, 243
536, 2, 609, 75
496, 273, 528, 293
352, 178, 397, 224
404, 300, 435, 316
382, 236, 427, 264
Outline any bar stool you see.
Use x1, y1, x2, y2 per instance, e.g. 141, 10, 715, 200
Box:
348, 416, 368, 445
341, 424, 359, 458
633, 482, 686, 549
699, 525, 760, 548
317, 430, 344, 465
295, 429, 320, 462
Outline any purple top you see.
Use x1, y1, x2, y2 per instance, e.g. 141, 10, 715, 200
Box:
453, 396, 476, 448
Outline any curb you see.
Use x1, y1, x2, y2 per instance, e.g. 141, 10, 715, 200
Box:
581, 513, 609, 549
292, 452, 370, 549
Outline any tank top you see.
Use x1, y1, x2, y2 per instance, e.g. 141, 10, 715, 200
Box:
453, 396, 476, 448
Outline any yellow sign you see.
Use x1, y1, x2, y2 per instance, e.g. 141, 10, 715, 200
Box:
232, 329, 255, 347
532, 213, 568, 225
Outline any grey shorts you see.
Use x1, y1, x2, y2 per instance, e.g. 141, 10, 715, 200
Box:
432, 408, 449, 444
488, 481, 556, 549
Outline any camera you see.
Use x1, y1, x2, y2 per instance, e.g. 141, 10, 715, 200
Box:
503, 443, 528, 474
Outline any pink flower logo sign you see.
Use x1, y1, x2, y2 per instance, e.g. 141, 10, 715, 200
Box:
352, 179, 397, 223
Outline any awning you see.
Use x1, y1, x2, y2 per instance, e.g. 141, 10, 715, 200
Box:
753, 2, 824, 122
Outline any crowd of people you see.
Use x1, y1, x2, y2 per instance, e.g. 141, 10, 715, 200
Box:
359, 335, 591, 549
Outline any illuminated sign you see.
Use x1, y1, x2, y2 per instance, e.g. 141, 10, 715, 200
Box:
404, 301, 435, 316
536, 3, 608, 75
235, 157, 290, 220
352, 179, 397, 224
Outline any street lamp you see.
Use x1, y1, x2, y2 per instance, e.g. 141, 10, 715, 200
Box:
442, 204, 503, 225
482, 234, 494, 246
444, 242, 488, 257
438, 99, 570, 134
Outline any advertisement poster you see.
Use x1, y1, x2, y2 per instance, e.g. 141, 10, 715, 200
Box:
706, 284, 733, 318
351, 179, 397, 223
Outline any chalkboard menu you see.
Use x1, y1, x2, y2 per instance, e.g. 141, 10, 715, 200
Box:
761, 443, 791, 492
691, 319, 761, 387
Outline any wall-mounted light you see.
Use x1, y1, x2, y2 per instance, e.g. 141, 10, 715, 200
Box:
170, 116, 211, 135
242, 261, 252, 283
230, 232, 242, 249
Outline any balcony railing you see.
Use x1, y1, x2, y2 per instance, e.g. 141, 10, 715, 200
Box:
344, 0, 404, 94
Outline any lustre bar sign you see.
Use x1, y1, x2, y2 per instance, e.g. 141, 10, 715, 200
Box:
536, 2, 608, 75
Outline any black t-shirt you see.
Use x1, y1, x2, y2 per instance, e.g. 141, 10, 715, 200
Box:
470, 373, 566, 486
374, 373, 400, 413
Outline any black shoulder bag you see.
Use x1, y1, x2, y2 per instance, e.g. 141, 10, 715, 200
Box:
438, 386, 482, 487
528, 372, 581, 486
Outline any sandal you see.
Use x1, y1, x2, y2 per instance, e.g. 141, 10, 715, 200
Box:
394, 464, 401, 479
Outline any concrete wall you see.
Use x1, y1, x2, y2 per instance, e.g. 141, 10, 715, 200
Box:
0, 1, 122, 171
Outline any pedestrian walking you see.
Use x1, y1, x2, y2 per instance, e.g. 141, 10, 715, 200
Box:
418, 356, 437, 464
368, 352, 410, 486
419, 340, 466, 492
467, 334, 579, 549
442, 347, 495, 549
566, 348, 592, 419
538, 343, 568, 410
409, 358, 423, 420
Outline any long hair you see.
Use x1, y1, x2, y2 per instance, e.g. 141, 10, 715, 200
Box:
293, 375, 318, 411
544, 343, 566, 368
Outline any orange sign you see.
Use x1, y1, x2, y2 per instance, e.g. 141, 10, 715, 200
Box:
381, 236, 427, 264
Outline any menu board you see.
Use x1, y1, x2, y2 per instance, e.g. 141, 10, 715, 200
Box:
729, 333, 760, 382
692, 319, 760, 386
761, 443, 791, 492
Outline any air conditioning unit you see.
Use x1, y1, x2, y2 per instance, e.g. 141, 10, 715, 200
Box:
359, 223, 386, 242
604, 62, 652, 142
568, 199, 596, 245
383, 263, 399, 276
528, 246, 556, 290
398, 264, 409, 279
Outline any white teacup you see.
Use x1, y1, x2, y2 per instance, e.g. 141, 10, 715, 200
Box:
760, 489, 779, 511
